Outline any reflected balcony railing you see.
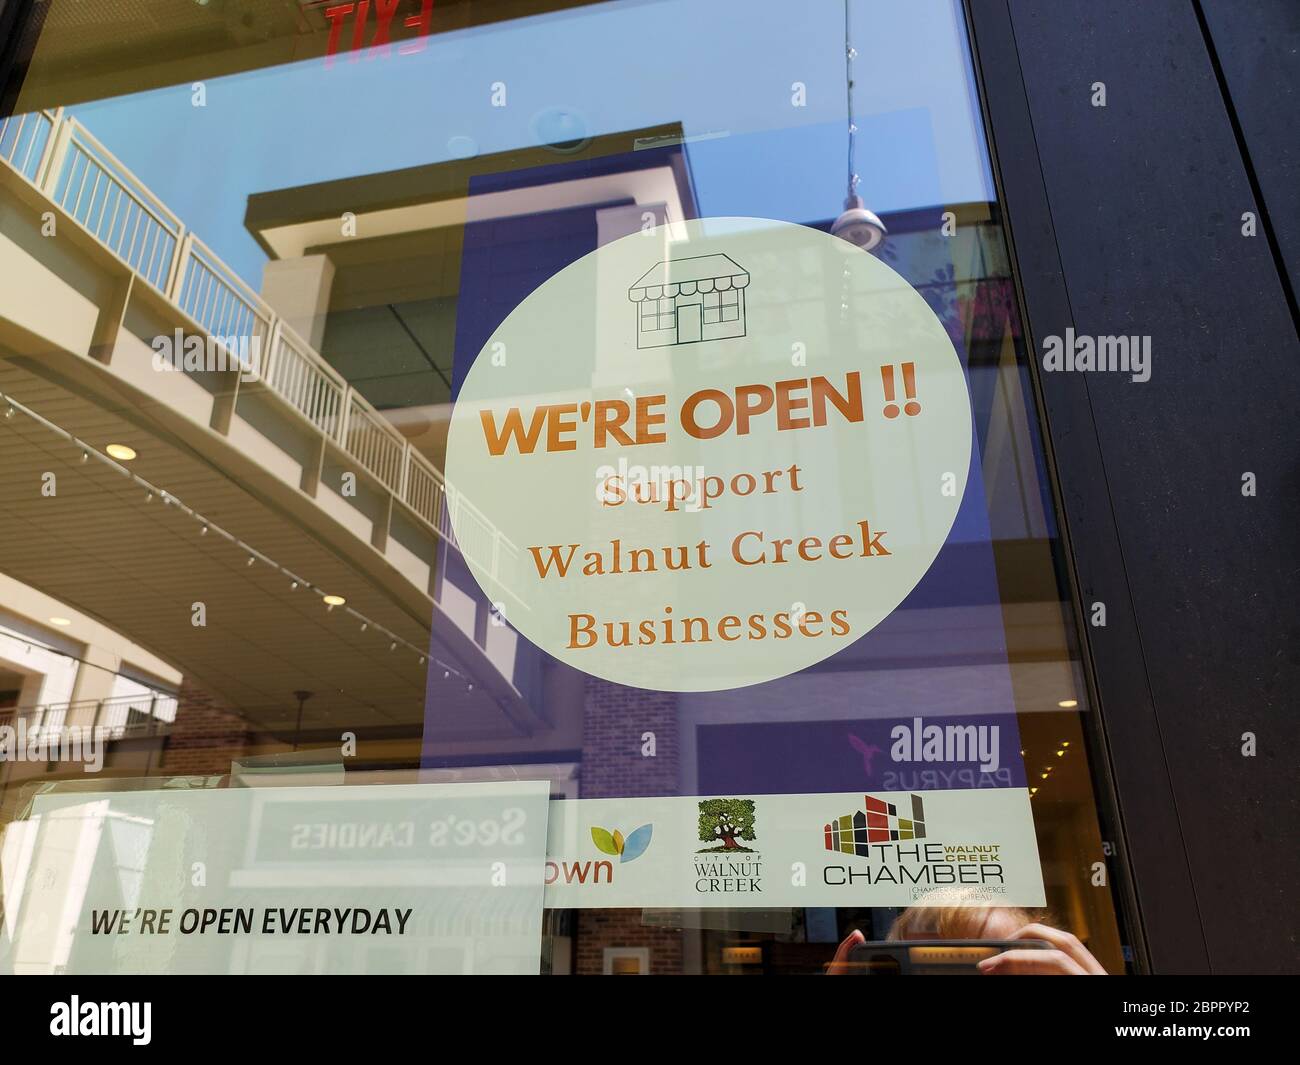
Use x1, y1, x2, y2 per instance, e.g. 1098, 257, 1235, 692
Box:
0, 692, 178, 746
0, 109, 516, 592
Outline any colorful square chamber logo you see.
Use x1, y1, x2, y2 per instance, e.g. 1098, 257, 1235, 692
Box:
824, 793, 927, 855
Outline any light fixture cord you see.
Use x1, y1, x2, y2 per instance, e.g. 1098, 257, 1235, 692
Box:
844, 0, 857, 202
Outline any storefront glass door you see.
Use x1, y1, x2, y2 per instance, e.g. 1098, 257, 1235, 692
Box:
0, 0, 1136, 975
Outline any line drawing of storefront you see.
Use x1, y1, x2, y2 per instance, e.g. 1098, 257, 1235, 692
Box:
628, 254, 750, 349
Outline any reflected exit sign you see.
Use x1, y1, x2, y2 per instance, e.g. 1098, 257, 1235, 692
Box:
302, 0, 435, 62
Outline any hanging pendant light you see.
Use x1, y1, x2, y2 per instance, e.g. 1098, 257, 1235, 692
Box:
830, 0, 886, 251
832, 193, 887, 251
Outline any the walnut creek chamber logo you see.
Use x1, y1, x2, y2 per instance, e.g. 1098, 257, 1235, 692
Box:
826, 793, 928, 849
821, 794, 1007, 901
694, 799, 763, 896
544, 822, 653, 887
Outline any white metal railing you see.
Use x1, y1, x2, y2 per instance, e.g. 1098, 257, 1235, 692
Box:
405, 449, 446, 528
47, 116, 183, 292
446, 488, 517, 588
0, 110, 54, 183
343, 392, 406, 492
0, 693, 179, 745
0, 109, 517, 588
268, 321, 346, 438
174, 233, 273, 345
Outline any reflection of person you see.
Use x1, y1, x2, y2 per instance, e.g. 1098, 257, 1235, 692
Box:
827, 905, 1108, 975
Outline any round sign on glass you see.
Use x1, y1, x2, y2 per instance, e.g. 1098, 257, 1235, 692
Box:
445, 217, 972, 692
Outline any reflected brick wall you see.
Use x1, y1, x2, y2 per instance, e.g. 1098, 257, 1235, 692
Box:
576, 677, 683, 973
161, 679, 255, 776
575, 912, 684, 974
578, 679, 678, 799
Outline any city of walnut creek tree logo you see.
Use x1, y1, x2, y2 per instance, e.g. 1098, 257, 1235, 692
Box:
697, 799, 757, 853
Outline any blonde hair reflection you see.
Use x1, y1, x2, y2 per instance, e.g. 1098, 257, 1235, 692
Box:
889, 887, 1048, 941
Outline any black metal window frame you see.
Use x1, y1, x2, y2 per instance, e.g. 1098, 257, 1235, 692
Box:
963, 0, 1300, 976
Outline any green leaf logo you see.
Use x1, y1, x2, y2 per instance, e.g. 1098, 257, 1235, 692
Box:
592, 824, 654, 863
591, 826, 620, 855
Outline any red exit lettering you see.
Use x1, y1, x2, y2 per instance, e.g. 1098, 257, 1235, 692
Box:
322, 0, 433, 63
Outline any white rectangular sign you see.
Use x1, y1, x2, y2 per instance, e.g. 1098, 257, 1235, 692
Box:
0, 781, 550, 975
543, 788, 1044, 909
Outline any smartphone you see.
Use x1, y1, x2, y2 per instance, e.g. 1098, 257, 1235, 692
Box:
842, 938, 1053, 975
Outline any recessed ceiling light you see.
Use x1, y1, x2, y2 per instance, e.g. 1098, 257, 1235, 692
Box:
322, 594, 346, 607
49, 616, 72, 626
106, 444, 137, 461
1057, 699, 1078, 708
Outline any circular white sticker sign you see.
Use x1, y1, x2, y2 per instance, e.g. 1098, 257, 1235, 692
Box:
446, 217, 972, 692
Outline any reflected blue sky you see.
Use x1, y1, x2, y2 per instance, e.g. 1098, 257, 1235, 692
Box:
72, 0, 993, 287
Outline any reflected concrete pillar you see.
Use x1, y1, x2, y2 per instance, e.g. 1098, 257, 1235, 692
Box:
260, 254, 335, 351
595, 201, 667, 248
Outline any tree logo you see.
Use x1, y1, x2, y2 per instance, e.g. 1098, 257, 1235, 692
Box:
591, 824, 653, 863
697, 799, 757, 853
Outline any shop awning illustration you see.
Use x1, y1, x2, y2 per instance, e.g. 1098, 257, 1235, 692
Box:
627, 254, 750, 301
628, 254, 750, 348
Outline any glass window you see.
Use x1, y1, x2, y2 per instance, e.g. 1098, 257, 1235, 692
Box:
657, 297, 677, 329
0, 0, 1136, 976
